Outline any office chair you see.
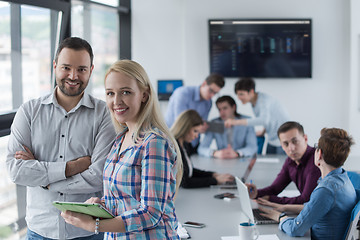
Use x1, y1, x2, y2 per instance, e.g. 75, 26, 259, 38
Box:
344, 189, 360, 240
348, 171, 360, 190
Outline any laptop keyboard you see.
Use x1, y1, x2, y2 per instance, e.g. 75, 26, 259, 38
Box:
252, 208, 277, 224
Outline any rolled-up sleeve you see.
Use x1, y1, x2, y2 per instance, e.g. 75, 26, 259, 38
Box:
6, 105, 68, 187
279, 187, 333, 237
121, 137, 176, 232
6, 99, 116, 193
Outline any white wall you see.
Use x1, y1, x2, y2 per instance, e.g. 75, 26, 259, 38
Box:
349, 0, 360, 157
132, 1, 359, 155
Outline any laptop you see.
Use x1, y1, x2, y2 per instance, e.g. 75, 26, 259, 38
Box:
235, 176, 277, 225
241, 154, 257, 183
222, 154, 257, 188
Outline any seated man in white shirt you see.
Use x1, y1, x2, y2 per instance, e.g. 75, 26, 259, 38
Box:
198, 95, 257, 159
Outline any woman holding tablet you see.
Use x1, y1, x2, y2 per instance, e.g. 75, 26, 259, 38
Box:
171, 109, 234, 188
260, 128, 357, 240
61, 60, 182, 239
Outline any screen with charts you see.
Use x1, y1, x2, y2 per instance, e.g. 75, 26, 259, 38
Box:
157, 80, 183, 101
209, 19, 312, 78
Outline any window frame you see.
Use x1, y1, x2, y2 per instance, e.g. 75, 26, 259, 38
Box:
0, 0, 131, 235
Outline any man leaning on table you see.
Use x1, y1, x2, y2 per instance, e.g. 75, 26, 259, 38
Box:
246, 121, 321, 207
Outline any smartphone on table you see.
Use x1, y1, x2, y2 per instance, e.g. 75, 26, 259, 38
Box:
183, 221, 206, 228
213, 192, 236, 199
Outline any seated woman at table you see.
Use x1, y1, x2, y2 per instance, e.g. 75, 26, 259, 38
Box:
260, 128, 357, 240
171, 109, 234, 188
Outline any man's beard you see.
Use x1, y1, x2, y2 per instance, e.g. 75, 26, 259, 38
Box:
58, 79, 86, 97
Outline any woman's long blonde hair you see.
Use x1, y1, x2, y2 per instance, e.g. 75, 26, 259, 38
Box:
104, 60, 182, 190
171, 109, 203, 141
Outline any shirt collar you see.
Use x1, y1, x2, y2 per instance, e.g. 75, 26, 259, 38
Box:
41, 87, 95, 110
319, 167, 343, 182
194, 86, 202, 101
326, 167, 343, 177
116, 127, 129, 141
289, 145, 314, 167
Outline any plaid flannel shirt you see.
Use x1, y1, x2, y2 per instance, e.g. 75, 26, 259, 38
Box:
103, 128, 179, 239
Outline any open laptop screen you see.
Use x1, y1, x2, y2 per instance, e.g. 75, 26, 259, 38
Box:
241, 154, 257, 183
235, 176, 255, 223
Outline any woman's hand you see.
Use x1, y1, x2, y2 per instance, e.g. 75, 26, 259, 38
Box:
256, 197, 287, 212
213, 173, 235, 185
245, 183, 258, 199
61, 210, 95, 232
258, 207, 281, 222
85, 197, 104, 206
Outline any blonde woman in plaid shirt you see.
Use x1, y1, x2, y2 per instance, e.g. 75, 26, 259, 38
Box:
62, 60, 182, 239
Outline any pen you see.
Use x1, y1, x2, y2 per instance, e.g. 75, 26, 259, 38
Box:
249, 179, 253, 193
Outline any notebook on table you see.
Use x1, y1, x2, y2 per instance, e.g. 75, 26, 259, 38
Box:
235, 177, 277, 225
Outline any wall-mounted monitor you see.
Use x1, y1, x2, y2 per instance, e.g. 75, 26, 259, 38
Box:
209, 19, 312, 78
157, 79, 183, 101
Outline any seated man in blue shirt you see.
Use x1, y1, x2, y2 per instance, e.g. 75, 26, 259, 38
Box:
198, 95, 257, 159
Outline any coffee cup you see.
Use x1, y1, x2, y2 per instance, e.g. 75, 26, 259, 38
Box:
238, 222, 259, 240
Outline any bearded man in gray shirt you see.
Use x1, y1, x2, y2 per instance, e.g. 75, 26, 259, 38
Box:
6, 37, 116, 240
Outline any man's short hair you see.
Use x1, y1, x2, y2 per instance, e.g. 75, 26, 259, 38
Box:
205, 73, 225, 88
318, 128, 354, 168
54, 37, 94, 66
277, 121, 305, 137
234, 78, 255, 93
215, 95, 240, 117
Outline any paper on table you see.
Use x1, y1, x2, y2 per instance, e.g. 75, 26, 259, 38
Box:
278, 189, 301, 198
258, 235, 280, 240
221, 234, 280, 240
256, 158, 280, 163
177, 222, 190, 239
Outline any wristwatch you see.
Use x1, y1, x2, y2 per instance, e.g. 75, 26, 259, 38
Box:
278, 212, 287, 222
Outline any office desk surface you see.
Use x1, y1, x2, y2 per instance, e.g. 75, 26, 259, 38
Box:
175, 155, 311, 239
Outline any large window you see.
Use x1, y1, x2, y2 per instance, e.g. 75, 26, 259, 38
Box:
21, 5, 52, 103
0, 2, 12, 112
0, 0, 130, 238
93, 0, 118, 7
0, 136, 19, 239
72, 0, 119, 100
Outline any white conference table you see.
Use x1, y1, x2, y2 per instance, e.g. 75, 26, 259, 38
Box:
175, 155, 311, 239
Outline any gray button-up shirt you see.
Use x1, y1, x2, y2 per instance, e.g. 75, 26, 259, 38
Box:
6, 88, 116, 239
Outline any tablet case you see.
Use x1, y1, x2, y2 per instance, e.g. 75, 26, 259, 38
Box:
206, 121, 225, 133
53, 201, 114, 219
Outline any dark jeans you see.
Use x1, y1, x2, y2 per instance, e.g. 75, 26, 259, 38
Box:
266, 144, 286, 155
26, 229, 104, 240
256, 136, 265, 154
